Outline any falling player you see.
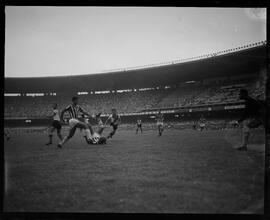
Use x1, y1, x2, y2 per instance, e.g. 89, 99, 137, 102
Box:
57, 96, 94, 148
155, 110, 164, 136
136, 118, 143, 134
46, 103, 63, 145
105, 108, 121, 139
84, 114, 107, 145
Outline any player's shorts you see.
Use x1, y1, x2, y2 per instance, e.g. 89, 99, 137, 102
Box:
52, 120, 62, 130
242, 118, 262, 133
157, 122, 163, 126
69, 118, 80, 128
137, 124, 142, 128
200, 123, 206, 128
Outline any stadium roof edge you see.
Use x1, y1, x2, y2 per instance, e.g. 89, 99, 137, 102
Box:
5, 43, 267, 93
5, 41, 266, 80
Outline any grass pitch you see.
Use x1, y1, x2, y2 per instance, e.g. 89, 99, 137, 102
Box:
4, 127, 265, 213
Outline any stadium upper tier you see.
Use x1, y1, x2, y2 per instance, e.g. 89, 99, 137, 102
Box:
4, 74, 266, 118
5, 41, 266, 93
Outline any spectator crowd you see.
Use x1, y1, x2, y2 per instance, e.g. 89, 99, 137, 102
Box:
4, 75, 266, 118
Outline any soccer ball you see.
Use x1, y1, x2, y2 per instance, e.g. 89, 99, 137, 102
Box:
92, 132, 101, 144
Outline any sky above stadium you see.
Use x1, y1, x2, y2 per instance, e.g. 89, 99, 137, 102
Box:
5, 7, 266, 77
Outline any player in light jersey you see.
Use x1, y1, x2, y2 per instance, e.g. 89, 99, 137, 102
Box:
155, 110, 164, 136
57, 96, 94, 148
46, 103, 63, 145
105, 108, 121, 139
136, 118, 143, 134
199, 115, 206, 131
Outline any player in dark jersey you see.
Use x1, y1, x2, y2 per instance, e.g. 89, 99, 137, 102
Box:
136, 118, 143, 134
192, 121, 197, 130
57, 96, 94, 148
237, 89, 265, 151
105, 108, 121, 139
155, 110, 164, 136
46, 103, 63, 145
4, 130, 10, 141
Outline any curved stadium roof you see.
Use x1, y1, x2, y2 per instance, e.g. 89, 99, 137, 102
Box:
5, 41, 267, 93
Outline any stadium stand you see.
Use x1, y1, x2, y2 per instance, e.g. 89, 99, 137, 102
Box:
4, 74, 265, 118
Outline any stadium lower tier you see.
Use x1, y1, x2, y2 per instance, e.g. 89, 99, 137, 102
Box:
4, 108, 244, 128
4, 75, 265, 118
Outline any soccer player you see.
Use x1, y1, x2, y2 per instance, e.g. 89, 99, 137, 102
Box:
105, 108, 121, 139
84, 114, 107, 145
136, 118, 143, 134
199, 115, 206, 131
236, 89, 266, 151
46, 103, 63, 145
4, 130, 10, 141
231, 120, 239, 129
155, 110, 164, 136
192, 121, 197, 130
57, 96, 94, 148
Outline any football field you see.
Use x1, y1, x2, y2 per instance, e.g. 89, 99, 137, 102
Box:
4, 127, 265, 213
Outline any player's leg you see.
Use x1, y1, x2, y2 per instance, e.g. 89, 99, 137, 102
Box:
96, 126, 105, 135
136, 126, 138, 134
95, 115, 106, 135
237, 119, 250, 151
107, 125, 118, 139
58, 126, 76, 148
157, 124, 161, 136
54, 121, 63, 140
57, 127, 63, 140
140, 125, 143, 133
95, 113, 103, 127
46, 126, 55, 145
76, 121, 94, 141
160, 124, 164, 136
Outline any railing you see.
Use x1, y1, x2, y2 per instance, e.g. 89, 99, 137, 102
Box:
101, 40, 266, 73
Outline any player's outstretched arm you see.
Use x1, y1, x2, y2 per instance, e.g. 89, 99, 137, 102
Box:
79, 107, 93, 119
104, 115, 111, 126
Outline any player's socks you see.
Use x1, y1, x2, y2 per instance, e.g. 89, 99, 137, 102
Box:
46, 134, 53, 145
46, 135, 53, 145
58, 136, 69, 147
83, 129, 93, 144
58, 133, 63, 141
84, 135, 92, 144
84, 129, 92, 139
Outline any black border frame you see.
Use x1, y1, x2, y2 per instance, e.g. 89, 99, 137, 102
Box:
1, 1, 269, 219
